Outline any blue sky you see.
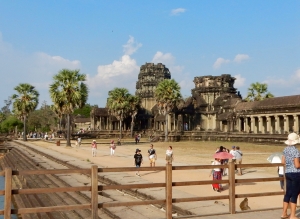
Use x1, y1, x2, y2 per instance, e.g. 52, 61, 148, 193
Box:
0, 1, 299, 107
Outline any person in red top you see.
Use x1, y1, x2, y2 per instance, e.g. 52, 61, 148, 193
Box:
91, 140, 97, 157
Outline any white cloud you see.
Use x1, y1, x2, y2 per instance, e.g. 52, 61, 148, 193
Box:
0, 32, 83, 106
294, 69, 300, 79
94, 55, 138, 81
213, 57, 230, 69
123, 35, 142, 55
152, 51, 175, 65
234, 74, 246, 88
87, 36, 141, 103
171, 8, 186, 16
234, 54, 249, 63
34, 52, 81, 74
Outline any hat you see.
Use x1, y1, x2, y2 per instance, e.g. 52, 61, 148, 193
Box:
93, 140, 96, 142
232, 146, 235, 149
285, 133, 299, 145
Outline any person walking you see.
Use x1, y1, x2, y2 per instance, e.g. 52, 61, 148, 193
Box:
209, 158, 222, 192
134, 149, 143, 176
230, 146, 237, 172
148, 144, 157, 167
91, 140, 97, 157
77, 137, 81, 147
235, 146, 243, 175
281, 133, 300, 219
165, 146, 174, 164
110, 140, 116, 156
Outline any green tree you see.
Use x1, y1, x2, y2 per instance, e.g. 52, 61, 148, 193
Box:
127, 95, 141, 137
0, 116, 23, 134
155, 79, 182, 142
73, 103, 92, 117
107, 88, 131, 139
11, 83, 39, 141
245, 82, 274, 102
49, 69, 88, 146
27, 102, 57, 132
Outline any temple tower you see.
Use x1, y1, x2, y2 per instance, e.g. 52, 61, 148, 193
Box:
192, 74, 241, 130
135, 63, 171, 113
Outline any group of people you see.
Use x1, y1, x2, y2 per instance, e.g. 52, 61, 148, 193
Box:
210, 145, 243, 193
134, 144, 174, 176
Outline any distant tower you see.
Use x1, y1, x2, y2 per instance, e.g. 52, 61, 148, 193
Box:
135, 63, 171, 112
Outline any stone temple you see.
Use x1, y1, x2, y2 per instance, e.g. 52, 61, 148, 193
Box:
86, 62, 300, 142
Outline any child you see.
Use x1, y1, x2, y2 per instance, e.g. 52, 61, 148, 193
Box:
134, 149, 143, 177
110, 140, 116, 156
91, 140, 97, 157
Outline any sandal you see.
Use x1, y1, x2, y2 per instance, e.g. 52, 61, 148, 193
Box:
280, 215, 289, 219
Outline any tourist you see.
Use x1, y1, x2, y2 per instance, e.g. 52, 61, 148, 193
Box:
235, 146, 243, 175
91, 140, 97, 157
230, 146, 237, 171
110, 140, 116, 156
148, 144, 157, 167
209, 158, 222, 192
117, 138, 121, 146
165, 146, 174, 164
135, 135, 138, 144
77, 137, 81, 147
134, 149, 143, 176
281, 133, 300, 219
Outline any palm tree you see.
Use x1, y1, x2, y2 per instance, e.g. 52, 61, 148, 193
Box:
127, 95, 141, 137
245, 82, 274, 102
11, 83, 39, 141
107, 88, 131, 139
155, 79, 182, 142
49, 69, 88, 146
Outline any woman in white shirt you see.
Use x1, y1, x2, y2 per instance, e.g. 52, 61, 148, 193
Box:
209, 158, 222, 192
165, 146, 174, 164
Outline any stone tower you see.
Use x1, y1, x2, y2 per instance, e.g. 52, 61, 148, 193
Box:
135, 63, 171, 113
192, 74, 241, 130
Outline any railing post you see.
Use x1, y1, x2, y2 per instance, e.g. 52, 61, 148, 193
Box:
166, 163, 172, 219
228, 161, 236, 214
91, 165, 98, 219
4, 167, 12, 219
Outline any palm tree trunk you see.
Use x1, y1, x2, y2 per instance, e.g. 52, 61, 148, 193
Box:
23, 115, 27, 141
66, 114, 71, 146
131, 118, 134, 138
119, 120, 123, 140
165, 113, 168, 142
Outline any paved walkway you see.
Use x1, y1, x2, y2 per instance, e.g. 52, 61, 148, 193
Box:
11, 140, 299, 219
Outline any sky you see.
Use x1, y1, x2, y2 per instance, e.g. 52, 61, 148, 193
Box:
0, 1, 299, 108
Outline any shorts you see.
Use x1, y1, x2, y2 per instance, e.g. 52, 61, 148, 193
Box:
136, 163, 141, 168
166, 155, 173, 164
149, 158, 156, 164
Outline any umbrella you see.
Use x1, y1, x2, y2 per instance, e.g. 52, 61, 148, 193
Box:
214, 152, 233, 159
267, 152, 283, 163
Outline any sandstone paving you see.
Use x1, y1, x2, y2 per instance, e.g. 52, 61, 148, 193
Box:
10, 139, 292, 218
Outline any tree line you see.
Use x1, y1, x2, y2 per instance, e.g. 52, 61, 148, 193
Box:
0, 68, 274, 144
